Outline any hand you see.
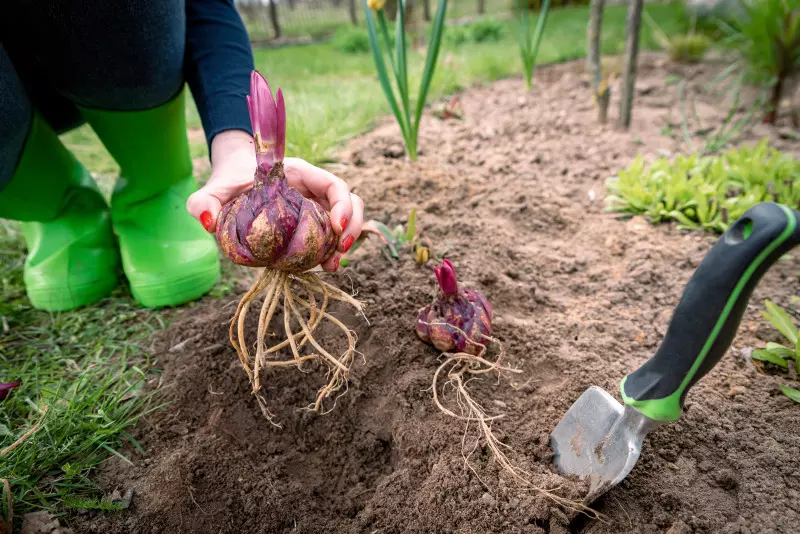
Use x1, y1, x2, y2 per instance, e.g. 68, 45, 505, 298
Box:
186, 130, 364, 272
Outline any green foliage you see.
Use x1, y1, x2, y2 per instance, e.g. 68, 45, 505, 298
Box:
514, 0, 551, 90
606, 140, 800, 233
443, 25, 470, 46
717, 0, 800, 121
468, 19, 505, 43
365, 0, 448, 160
718, 0, 800, 85
670, 69, 769, 156
0, 218, 172, 518
643, 10, 712, 64
751, 299, 800, 403
352, 208, 448, 265
61, 495, 126, 512
666, 33, 713, 62
780, 384, 800, 402
438, 19, 504, 47
331, 26, 371, 54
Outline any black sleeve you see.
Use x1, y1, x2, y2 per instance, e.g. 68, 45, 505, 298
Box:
185, 0, 255, 150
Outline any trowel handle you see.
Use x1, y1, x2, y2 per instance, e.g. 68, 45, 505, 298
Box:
621, 202, 800, 422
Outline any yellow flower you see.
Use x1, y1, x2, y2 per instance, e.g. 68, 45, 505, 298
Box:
368, 0, 386, 10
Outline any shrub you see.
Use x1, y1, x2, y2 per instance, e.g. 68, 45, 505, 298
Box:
666, 33, 713, 62
443, 25, 469, 46
605, 139, 800, 233
468, 19, 505, 43
718, 0, 800, 123
332, 26, 371, 54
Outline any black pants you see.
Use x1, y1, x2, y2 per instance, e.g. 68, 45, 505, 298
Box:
0, 0, 187, 186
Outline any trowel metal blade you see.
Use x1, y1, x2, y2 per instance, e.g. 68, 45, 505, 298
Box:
550, 386, 655, 502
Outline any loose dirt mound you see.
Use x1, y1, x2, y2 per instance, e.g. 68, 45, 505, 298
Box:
77, 54, 799, 534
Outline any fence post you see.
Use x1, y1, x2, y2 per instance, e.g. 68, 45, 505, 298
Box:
478, 0, 485, 14
349, 0, 358, 24
587, 0, 608, 123
269, 0, 281, 39
618, 0, 642, 129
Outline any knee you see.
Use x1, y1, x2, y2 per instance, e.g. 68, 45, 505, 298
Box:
0, 47, 32, 186
2, 0, 188, 112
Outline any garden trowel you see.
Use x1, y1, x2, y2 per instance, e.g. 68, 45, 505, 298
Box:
550, 202, 800, 503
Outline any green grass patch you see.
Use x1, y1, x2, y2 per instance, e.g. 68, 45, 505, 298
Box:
0, 222, 167, 521
606, 139, 800, 233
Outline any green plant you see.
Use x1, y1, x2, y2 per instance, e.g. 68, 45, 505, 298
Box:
443, 25, 469, 46
360, 208, 432, 264
644, 10, 711, 63
751, 299, 800, 402
514, 0, 551, 90
365, 0, 448, 160
667, 33, 713, 62
606, 139, 800, 232
331, 26, 371, 54
717, 0, 800, 124
469, 19, 505, 43
673, 69, 770, 155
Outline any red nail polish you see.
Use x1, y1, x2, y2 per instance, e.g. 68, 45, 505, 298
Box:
200, 211, 214, 232
340, 217, 349, 232
332, 256, 340, 272
342, 235, 355, 252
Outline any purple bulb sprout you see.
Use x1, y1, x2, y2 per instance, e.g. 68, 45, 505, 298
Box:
416, 259, 492, 356
217, 71, 363, 423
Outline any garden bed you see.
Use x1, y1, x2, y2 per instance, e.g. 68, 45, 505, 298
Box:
75, 54, 799, 534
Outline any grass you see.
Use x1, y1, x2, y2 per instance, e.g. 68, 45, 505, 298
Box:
1, 2, 689, 522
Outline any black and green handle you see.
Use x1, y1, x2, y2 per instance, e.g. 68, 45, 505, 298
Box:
621, 202, 800, 422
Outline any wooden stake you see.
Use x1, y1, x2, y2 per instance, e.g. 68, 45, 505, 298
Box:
587, 0, 607, 123
618, 0, 643, 129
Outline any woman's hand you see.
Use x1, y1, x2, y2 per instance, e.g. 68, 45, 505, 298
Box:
186, 130, 363, 272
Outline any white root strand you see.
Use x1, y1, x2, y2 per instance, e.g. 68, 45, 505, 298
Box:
228, 268, 362, 425
429, 325, 604, 522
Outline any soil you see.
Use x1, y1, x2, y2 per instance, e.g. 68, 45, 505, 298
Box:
75, 53, 799, 534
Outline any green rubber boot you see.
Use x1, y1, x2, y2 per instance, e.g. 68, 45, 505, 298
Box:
0, 112, 120, 311
78, 90, 220, 308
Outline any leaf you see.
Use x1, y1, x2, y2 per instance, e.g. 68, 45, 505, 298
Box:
752, 349, 789, 368
413, 0, 448, 135
406, 208, 417, 242
779, 384, 800, 403
763, 300, 799, 346
765, 342, 795, 359
365, 2, 409, 143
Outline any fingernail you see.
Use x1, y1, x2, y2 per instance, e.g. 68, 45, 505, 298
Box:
332, 256, 340, 272
342, 235, 355, 252
200, 211, 214, 232
340, 217, 349, 232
